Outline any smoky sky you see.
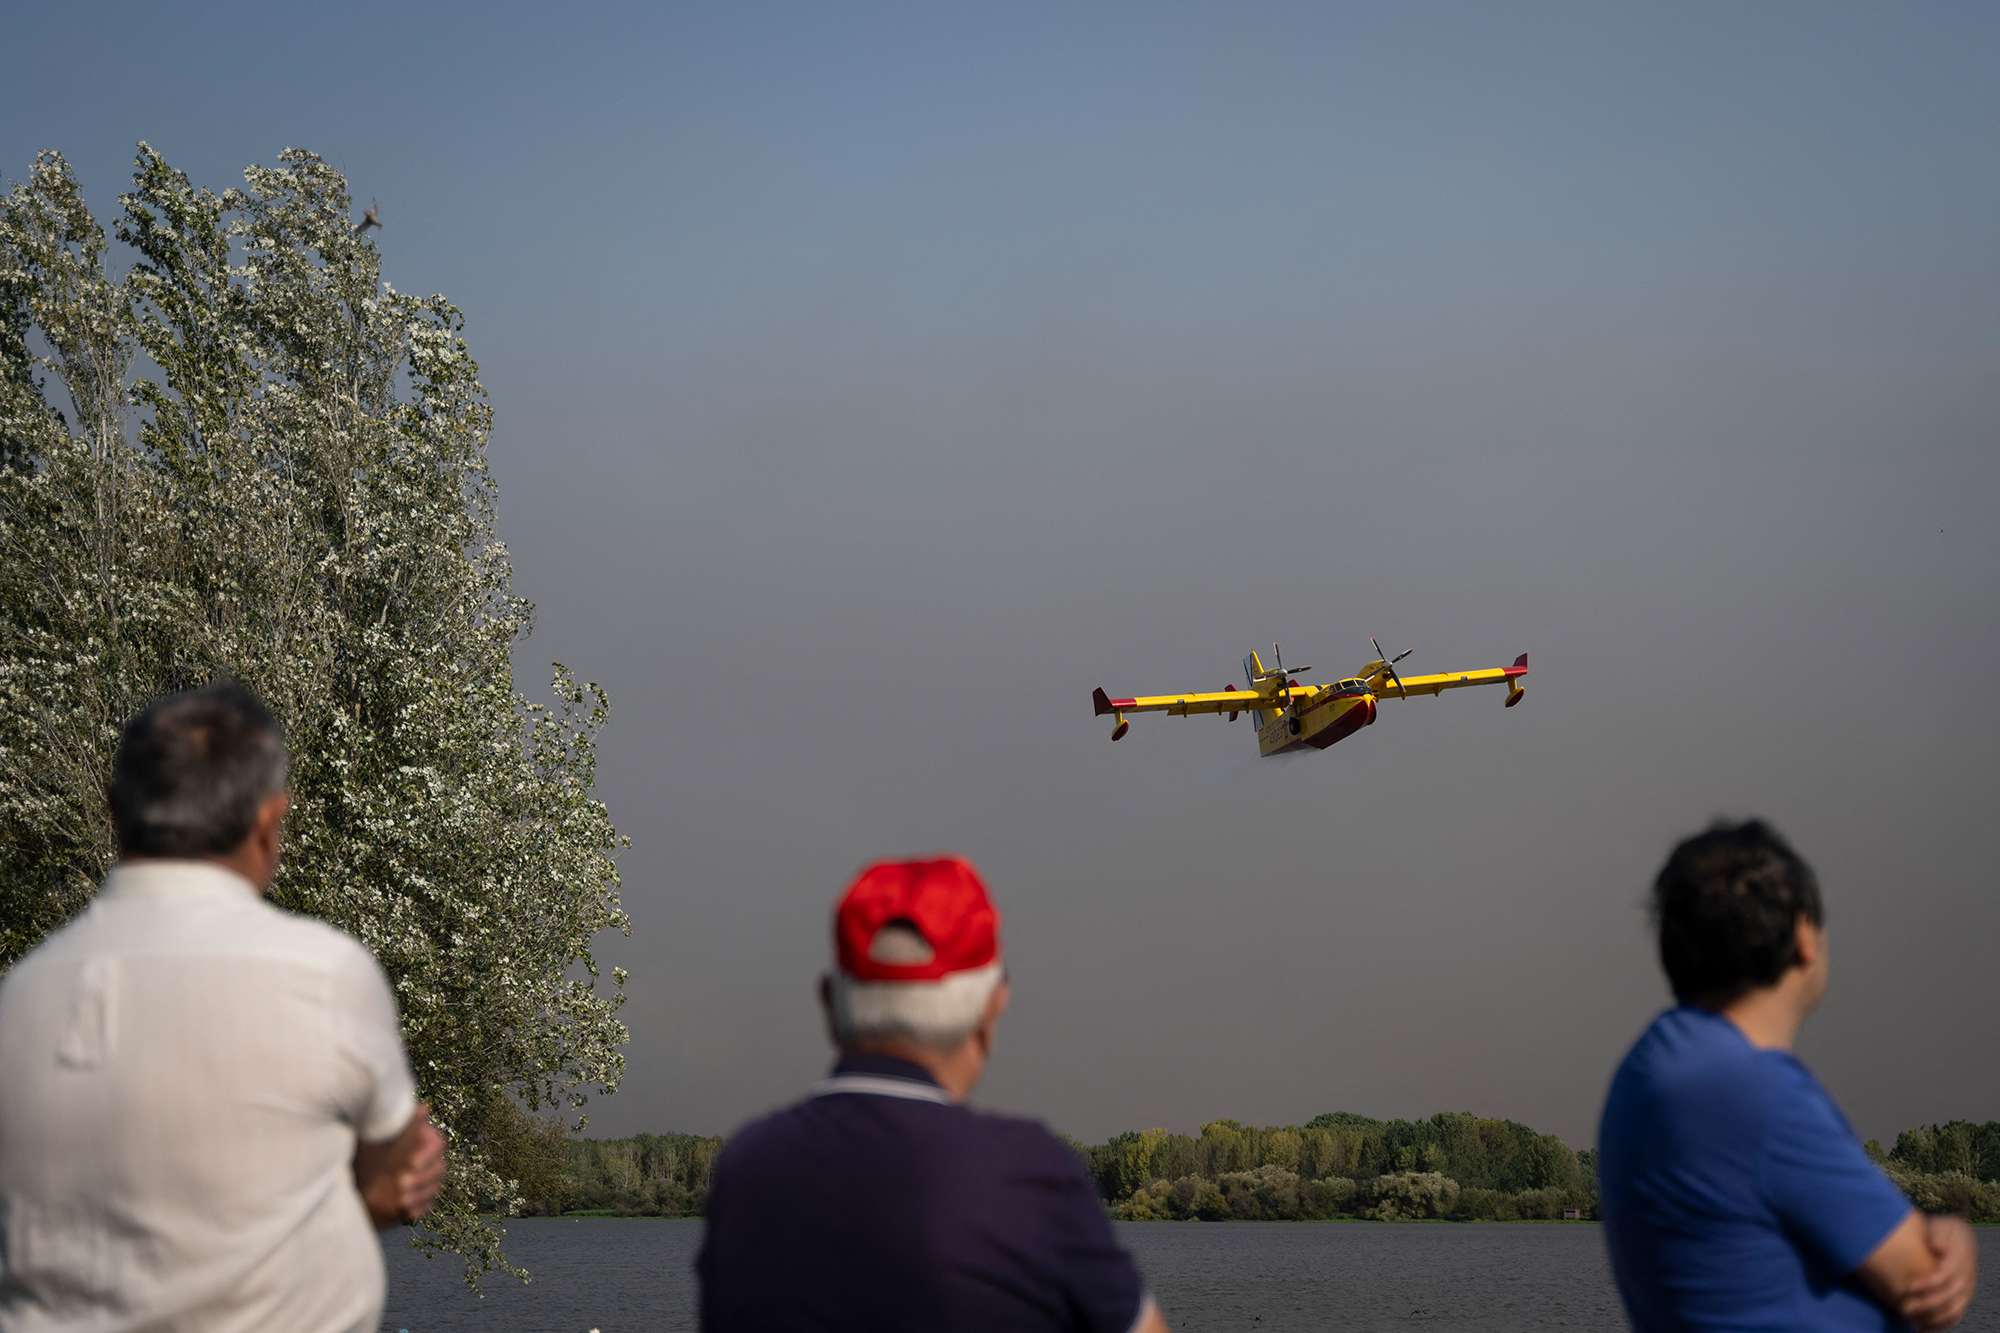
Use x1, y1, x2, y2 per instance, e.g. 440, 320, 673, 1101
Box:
7, 2, 1998, 1148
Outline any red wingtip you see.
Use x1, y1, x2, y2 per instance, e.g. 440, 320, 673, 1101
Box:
1504, 652, 1528, 676
1092, 687, 1114, 717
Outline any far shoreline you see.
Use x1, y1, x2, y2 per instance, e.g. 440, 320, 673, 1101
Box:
494, 1213, 2000, 1227
522, 1211, 1604, 1224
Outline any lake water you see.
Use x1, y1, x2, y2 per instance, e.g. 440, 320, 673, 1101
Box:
380, 1218, 2000, 1332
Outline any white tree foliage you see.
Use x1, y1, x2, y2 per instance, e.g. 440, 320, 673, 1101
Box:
0, 145, 629, 1282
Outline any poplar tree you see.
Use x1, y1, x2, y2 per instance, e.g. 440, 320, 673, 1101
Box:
0, 144, 629, 1281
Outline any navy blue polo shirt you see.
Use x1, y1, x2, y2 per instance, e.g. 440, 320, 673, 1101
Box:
1599, 1007, 1915, 1332
698, 1055, 1147, 1333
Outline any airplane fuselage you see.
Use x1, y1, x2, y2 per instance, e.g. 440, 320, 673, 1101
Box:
1256, 683, 1378, 756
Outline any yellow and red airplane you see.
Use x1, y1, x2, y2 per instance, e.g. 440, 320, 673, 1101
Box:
1091, 640, 1527, 757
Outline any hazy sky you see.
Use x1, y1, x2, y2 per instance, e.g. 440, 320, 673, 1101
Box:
8, 2, 1998, 1148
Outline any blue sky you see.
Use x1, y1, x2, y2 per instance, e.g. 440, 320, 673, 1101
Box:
8, 1, 1999, 1145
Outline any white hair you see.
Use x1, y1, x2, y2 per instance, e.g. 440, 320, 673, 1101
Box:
827, 961, 1005, 1051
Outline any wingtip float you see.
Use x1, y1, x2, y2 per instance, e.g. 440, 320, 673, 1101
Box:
1091, 644, 1528, 757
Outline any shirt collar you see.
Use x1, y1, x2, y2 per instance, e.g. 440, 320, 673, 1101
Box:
812, 1053, 953, 1105
97, 860, 260, 902
831, 1053, 943, 1087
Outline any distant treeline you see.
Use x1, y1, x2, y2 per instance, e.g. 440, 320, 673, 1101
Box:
502, 1108, 2000, 1224
1071, 1113, 1594, 1223
510, 1130, 726, 1217
1870, 1122, 2000, 1222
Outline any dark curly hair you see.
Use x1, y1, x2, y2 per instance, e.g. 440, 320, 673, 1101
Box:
1651, 820, 1823, 1005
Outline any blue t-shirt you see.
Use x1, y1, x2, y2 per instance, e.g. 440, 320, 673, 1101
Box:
698, 1055, 1146, 1333
1599, 1007, 1914, 1332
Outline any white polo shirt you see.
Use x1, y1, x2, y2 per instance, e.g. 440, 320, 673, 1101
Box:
0, 861, 417, 1333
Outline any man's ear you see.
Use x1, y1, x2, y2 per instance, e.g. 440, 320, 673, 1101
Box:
1793, 913, 1821, 969
818, 976, 838, 1047
243, 791, 292, 891
248, 791, 290, 865
256, 790, 291, 838
976, 980, 1011, 1046
965, 980, 1010, 1060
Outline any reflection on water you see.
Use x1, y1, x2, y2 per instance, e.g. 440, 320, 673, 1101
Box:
380, 1219, 699, 1332
1126, 1221, 1621, 1331
381, 1217, 2000, 1333
1129, 1220, 2000, 1333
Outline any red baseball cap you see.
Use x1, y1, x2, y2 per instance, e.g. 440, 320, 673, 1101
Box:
835, 857, 1001, 982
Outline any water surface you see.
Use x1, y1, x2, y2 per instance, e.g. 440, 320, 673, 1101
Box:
381, 1218, 2000, 1332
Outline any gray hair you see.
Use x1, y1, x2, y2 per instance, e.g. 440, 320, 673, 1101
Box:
109, 683, 289, 858
827, 960, 1005, 1053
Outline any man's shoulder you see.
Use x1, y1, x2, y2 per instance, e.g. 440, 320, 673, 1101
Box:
1613, 1008, 1791, 1096
723, 1093, 1082, 1176
13, 888, 377, 977
717, 1098, 811, 1158
961, 1106, 1086, 1167
230, 898, 377, 965
1757, 1051, 1862, 1145
1603, 1008, 1801, 1156
155, 893, 381, 979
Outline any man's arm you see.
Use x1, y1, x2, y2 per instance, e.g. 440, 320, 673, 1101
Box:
352, 1101, 447, 1229
1858, 1210, 1935, 1307
1899, 1216, 1978, 1332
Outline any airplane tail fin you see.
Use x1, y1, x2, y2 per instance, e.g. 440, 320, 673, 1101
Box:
1241, 650, 1279, 731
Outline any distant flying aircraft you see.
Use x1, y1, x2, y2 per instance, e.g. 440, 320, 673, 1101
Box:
1091, 639, 1527, 757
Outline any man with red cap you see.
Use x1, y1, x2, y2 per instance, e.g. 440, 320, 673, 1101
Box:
698, 857, 1166, 1333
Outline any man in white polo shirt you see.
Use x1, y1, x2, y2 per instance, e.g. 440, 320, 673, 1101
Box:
0, 683, 445, 1332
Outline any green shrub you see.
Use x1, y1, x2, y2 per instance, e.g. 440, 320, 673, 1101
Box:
1189, 1178, 1231, 1221
1301, 1176, 1357, 1218
1218, 1166, 1303, 1220
1363, 1172, 1460, 1221
1453, 1188, 1517, 1221
1883, 1166, 2000, 1222
1117, 1179, 1179, 1220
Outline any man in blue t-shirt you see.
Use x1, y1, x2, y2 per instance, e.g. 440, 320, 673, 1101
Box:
1600, 820, 1976, 1331
698, 857, 1165, 1333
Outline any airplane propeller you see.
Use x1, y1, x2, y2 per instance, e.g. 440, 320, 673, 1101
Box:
1273, 644, 1312, 734
1371, 637, 1413, 699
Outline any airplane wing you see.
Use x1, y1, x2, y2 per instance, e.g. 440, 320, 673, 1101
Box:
1092, 685, 1294, 717
1377, 654, 1527, 699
